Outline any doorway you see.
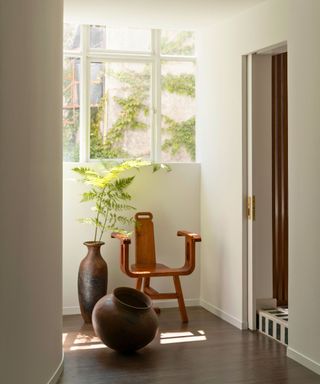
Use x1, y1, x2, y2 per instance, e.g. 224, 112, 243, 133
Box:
246, 45, 288, 331
272, 52, 288, 307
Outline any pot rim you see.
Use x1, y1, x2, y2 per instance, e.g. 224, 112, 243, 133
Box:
84, 241, 105, 246
113, 287, 152, 310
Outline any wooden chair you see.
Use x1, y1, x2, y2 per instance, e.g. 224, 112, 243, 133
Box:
112, 212, 201, 323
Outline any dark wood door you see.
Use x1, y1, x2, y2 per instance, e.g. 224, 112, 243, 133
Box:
272, 52, 288, 306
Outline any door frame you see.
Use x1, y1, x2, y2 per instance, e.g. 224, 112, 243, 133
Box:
243, 43, 288, 331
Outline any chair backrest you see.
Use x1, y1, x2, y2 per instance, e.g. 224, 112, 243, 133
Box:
135, 212, 156, 266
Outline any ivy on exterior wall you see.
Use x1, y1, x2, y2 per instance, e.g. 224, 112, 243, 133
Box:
162, 116, 195, 161
90, 32, 195, 161
90, 68, 150, 159
161, 73, 195, 98
160, 31, 194, 56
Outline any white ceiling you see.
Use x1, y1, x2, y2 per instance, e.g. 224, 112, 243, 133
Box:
64, 0, 267, 29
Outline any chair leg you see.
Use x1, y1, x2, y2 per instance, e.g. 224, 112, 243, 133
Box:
173, 276, 188, 323
143, 277, 160, 316
144, 277, 150, 289
136, 278, 143, 290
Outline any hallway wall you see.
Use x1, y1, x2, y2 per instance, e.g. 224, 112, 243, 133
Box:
197, 0, 287, 329
197, 0, 320, 374
287, 0, 320, 374
0, 1, 63, 383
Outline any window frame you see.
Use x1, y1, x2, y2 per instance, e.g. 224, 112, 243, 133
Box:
63, 25, 196, 163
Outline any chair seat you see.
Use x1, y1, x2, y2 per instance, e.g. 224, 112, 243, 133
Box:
131, 263, 187, 277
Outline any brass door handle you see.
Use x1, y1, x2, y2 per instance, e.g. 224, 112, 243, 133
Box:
247, 196, 256, 221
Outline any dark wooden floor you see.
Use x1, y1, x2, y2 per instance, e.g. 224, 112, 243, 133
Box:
58, 307, 320, 384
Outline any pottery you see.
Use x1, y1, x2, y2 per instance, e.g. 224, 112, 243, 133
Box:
78, 241, 108, 323
92, 287, 158, 353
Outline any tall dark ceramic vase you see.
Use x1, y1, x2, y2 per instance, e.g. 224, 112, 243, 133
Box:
78, 241, 108, 323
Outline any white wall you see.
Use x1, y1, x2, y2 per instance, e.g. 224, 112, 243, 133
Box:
287, 0, 320, 375
197, 0, 287, 329
63, 163, 201, 314
0, 1, 63, 383
64, 0, 266, 29
198, 0, 320, 374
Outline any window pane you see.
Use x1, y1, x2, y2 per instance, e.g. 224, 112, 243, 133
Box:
161, 30, 195, 56
90, 25, 106, 49
63, 57, 80, 162
161, 61, 196, 162
106, 28, 151, 51
90, 62, 151, 159
89, 26, 151, 52
63, 24, 80, 51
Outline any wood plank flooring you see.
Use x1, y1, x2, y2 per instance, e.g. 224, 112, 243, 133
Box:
58, 307, 320, 384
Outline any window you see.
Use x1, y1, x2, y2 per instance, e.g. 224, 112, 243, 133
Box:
63, 25, 196, 162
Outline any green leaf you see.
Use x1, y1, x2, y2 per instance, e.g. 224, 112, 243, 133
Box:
81, 191, 97, 202
78, 218, 103, 227
73, 159, 172, 240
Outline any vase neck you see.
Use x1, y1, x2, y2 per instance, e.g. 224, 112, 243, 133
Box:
84, 241, 104, 257
84, 241, 104, 247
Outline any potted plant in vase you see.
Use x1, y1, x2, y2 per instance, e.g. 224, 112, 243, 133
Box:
73, 159, 170, 323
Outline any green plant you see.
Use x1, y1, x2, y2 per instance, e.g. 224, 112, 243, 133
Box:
73, 159, 170, 242
162, 116, 195, 160
90, 66, 150, 159
160, 31, 195, 56
161, 70, 195, 160
89, 61, 195, 162
162, 73, 195, 97
63, 58, 80, 161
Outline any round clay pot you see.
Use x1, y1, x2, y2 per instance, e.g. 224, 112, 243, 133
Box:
78, 241, 108, 324
92, 287, 159, 353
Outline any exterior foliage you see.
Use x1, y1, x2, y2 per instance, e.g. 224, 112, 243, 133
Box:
162, 116, 195, 161
90, 31, 195, 161
63, 58, 80, 161
90, 68, 150, 159
63, 26, 196, 162
162, 73, 195, 98
160, 31, 194, 56
90, 66, 195, 161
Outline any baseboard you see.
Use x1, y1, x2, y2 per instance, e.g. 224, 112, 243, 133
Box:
47, 352, 64, 384
200, 299, 247, 330
287, 347, 320, 375
63, 299, 200, 315
156, 298, 200, 308
63, 306, 81, 315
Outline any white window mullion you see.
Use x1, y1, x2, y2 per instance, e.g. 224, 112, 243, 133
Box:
160, 55, 196, 63
87, 54, 153, 63
79, 25, 89, 162
64, 24, 196, 164
152, 30, 162, 162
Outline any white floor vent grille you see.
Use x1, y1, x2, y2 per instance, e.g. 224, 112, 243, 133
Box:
257, 307, 288, 346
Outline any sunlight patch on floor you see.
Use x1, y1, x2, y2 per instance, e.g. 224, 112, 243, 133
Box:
64, 329, 207, 350
63, 331, 106, 351
70, 344, 106, 351
160, 330, 207, 345
74, 333, 101, 344
161, 331, 194, 339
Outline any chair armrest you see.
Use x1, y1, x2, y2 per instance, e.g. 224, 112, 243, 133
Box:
111, 232, 131, 244
177, 230, 201, 242
177, 230, 201, 275
111, 232, 137, 277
